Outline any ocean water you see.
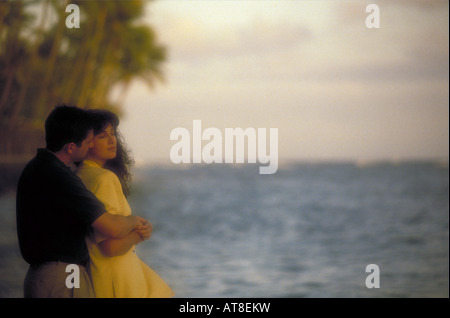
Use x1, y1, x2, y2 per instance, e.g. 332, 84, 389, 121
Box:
0, 161, 448, 298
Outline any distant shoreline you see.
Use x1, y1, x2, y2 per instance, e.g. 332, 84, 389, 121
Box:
0, 161, 27, 195
0, 155, 33, 165
131, 157, 450, 170
2, 156, 448, 195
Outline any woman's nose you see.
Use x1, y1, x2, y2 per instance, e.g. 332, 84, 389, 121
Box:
108, 135, 116, 144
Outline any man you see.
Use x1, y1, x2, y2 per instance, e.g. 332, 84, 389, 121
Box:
16, 105, 149, 297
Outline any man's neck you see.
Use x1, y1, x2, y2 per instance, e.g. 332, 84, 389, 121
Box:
49, 150, 72, 166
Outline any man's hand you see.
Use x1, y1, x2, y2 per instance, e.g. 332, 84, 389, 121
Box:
134, 216, 153, 241
93, 213, 141, 239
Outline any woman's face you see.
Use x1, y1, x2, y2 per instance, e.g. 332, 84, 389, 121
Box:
89, 123, 117, 162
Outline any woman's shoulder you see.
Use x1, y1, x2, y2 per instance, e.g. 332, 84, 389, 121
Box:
77, 161, 120, 187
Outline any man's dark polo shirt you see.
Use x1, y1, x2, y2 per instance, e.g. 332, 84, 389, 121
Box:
16, 149, 106, 267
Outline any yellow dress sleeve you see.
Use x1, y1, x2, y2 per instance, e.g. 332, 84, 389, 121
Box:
89, 170, 131, 243
91, 171, 128, 216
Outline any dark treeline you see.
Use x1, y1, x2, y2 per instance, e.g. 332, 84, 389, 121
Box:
0, 0, 166, 192
0, 0, 166, 159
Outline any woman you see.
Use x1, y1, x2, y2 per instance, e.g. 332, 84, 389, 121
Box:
76, 109, 174, 298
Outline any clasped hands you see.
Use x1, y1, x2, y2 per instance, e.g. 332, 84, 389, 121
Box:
134, 216, 153, 242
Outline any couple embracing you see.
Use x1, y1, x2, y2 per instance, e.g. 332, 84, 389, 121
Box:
16, 105, 174, 298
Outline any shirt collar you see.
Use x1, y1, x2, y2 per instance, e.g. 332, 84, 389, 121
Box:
82, 160, 103, 169
37, 148, 72, 171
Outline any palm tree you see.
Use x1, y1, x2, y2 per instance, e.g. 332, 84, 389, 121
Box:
0, 0, 27, 119
30, 0, 70, 120
0, 0, 167, 159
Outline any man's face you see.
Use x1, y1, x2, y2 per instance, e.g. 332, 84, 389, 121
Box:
71, 130, 94, 162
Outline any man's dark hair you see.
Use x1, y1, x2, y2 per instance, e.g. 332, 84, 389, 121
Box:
45, 105, 94, 152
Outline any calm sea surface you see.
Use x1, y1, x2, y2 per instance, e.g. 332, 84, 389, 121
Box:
0, 161, 448, 297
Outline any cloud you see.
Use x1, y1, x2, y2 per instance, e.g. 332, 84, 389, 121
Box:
157, 0, 448, 87
156, 13, 313, 64
122, 0, 449, 163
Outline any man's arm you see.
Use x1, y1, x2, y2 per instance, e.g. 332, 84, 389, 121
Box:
98, 231, 142, 257
92, 212, 141, 239
96, 219, 153, 257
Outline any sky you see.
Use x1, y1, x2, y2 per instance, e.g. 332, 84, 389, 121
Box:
118, 0, 449, 166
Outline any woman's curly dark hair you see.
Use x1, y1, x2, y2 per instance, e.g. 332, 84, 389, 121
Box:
88, 109, 134, 197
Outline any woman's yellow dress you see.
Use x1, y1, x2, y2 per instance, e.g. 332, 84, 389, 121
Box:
77, 160, 174, 298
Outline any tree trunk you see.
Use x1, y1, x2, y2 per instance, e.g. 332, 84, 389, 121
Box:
0, 0, 24, 116
77, 6, 108, 108
33, 0, 69, 120
8, 0, 56, 130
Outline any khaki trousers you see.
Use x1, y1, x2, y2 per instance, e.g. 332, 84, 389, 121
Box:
24, 262, 95, 298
